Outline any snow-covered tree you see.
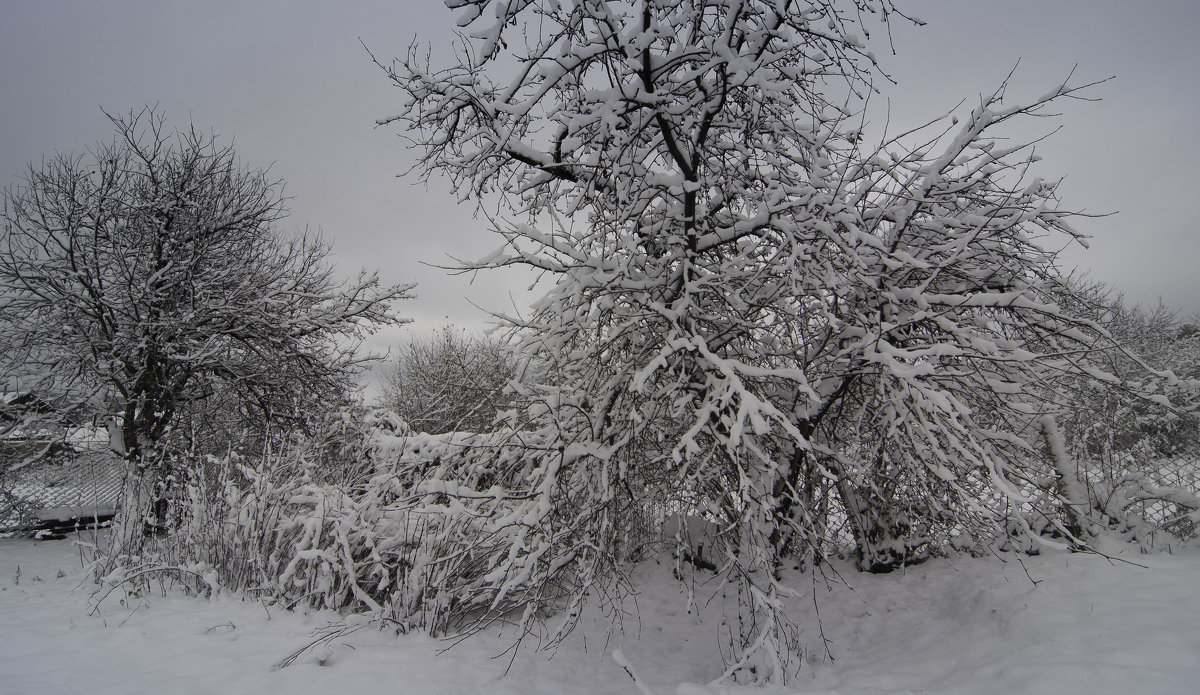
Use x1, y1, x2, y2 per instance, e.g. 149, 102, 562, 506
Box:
0, 107, 412, 544
380, 326, 518, 434
1046, 282, 1200, 542
375, 0, 1188, 678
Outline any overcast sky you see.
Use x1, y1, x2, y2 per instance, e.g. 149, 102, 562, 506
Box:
2, 1, 1198, 366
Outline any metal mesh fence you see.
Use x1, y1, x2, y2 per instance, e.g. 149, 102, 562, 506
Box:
1083, 454, 1200, 543
3, 441, 1196, 548
1, 450, 123, 532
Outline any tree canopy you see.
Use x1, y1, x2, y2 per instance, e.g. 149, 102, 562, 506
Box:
369, 1, 1200, 677
0, 107, 412, 536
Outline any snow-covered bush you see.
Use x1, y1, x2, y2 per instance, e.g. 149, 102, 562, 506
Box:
93, 406, 661, 640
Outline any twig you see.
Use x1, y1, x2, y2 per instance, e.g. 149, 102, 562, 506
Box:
1015, 556, 1042, 587
612, 649, 658, 695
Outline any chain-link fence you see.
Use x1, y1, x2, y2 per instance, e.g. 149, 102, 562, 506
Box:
1, 450, 123, 534
4, 441, 1196, 550
1082, 454, 1200, 543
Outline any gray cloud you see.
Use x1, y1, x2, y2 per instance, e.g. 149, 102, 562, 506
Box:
2, 0, 1196, 358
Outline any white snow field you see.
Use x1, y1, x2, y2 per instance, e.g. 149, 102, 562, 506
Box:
1, 535, 1197, 695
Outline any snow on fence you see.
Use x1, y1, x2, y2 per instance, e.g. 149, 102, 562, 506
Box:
3, 432, 1195, 548
1087, 456, 1200, 542
0, 451, 123, 533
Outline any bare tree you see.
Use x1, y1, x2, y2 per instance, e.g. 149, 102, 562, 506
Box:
380, 326, 518, 434
0, 107, 413, 545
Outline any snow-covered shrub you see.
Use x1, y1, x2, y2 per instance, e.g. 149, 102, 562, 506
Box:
92, 405, 661, 639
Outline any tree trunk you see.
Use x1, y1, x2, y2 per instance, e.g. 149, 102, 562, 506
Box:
112, 405, 172, 551
1040, 415, 1094, 545
835, 476, 928, 573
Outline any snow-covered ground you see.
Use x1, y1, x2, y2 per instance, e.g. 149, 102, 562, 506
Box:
1, 535, 1197, 694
